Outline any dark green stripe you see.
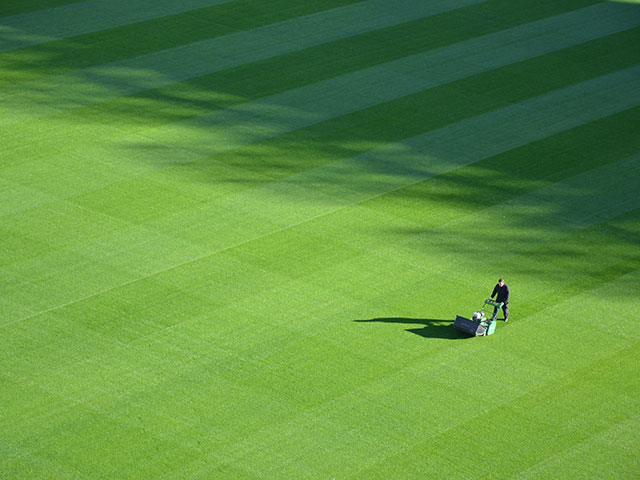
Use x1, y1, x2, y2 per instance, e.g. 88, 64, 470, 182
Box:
189, 0, 602, 102
0, 0, 363, 86
363, 107, 640, 227
516, 207, 640, 314
61, 0, 608, 132
0, 0, 85, 17
206, 28, 640, 180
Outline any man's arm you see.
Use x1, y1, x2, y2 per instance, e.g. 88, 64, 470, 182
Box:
491, 285, 498, 299
504, 285, 510, 303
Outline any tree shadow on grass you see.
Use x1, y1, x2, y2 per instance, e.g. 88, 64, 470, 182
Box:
354, 317, 468, 340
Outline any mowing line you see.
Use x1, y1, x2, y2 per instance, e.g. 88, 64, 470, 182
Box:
0, 0, 240, 53
2, 0, 635, 201
394, 153, 640, 266
0, 0, 486, 124
512, 412, 640, 479
192, 293, 640, 476
3, 26, 637, 223
126, 153, 640, 344
94, 65, 639, 242
269, 66, 640, 204
3, 68, 638, 329
48, 2, 640, 166
349, 341, 640, 479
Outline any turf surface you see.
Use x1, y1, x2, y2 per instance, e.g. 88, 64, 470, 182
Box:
1, 0, 639, 478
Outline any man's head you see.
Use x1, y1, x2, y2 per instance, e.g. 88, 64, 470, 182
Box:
498, 278, 505, 287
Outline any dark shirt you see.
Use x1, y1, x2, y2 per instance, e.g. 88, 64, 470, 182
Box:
492, 283, 510, 304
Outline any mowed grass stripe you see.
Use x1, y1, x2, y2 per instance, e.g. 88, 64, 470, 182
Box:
4, 243, 636, 478
356, 105, 640, 242
2, 231, 637, 476
4, 1, 632, 152
1, 28, 636, 294
0, 0, 485, 124
265, 67, 640, 205
171, 271, 639, 477
2, 5, 639, 480
2, 26, 636, 230
0, 0, 84, 17
1, 41, 635, 233
0, 0, 600, 121
2, 0, 635, 195
182, 26, 640, 184
53, 28, 640, 203
0, 0, 362, 86
5, 5, 628, 206
3, 68, 637, 326
72, 3, 640, 162
0, 0, 240, 52
356, 331, 640, 479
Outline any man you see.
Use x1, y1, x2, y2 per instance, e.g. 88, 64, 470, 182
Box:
491, 278, 510, 322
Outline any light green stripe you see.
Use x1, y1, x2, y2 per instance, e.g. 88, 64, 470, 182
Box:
284, 66, 640, 204
87, 3, 640, 167
0, 0, 486, 124
0, 0, 239, 52
149, 67, 639, 246
514, 412, 640, 479
201, 275, 640, 476
0, 10, 637, 214
4, 2, 633, 162
3, 69, 637, 325
354, 335, 640, 478
411, 153, 640, 266
0, 14, 636, 206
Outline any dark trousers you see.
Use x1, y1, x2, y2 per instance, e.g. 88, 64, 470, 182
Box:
493, 303, 509, 320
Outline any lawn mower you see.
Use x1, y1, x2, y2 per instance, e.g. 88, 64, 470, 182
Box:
453, 298, 504, 336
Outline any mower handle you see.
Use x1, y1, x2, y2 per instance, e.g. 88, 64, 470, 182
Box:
484, 298, 504, 308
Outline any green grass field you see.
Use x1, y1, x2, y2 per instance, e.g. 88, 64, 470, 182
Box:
1, 0, 639, 478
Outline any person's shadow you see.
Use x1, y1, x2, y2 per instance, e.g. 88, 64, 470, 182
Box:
354, 317, 466, 339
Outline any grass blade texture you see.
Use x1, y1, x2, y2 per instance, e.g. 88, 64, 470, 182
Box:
1, 0, 639, 478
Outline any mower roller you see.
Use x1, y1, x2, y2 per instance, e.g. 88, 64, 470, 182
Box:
453, 298, 504, 336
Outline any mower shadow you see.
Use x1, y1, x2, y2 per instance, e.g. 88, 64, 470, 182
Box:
354, 318, 467, 340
